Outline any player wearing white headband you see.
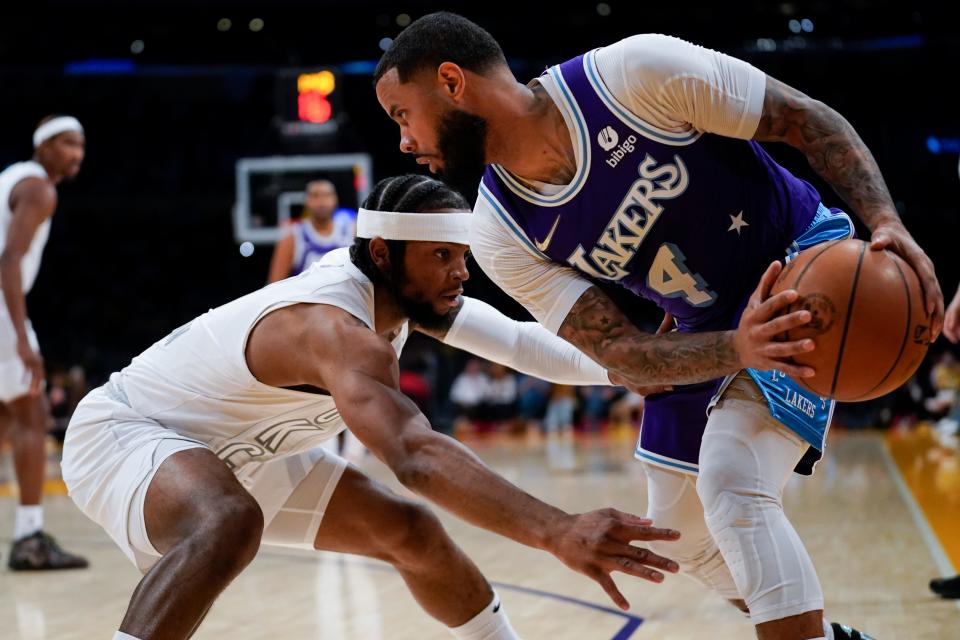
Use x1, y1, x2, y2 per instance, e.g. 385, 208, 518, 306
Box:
0, 114, 86, 570
62, 174, 681, 640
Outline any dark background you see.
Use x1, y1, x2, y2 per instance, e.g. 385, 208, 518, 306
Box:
1, 0, 959, 383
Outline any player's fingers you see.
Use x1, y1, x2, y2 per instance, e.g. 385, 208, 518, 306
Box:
751, 261, 782, 305
759, 261, 783, 300
753, 289, 799, 323
636, 385, 673, 395
655, 313, 675, 336
617, 545, 680, 573
930, 307, 944, 342
594, 571, 630, 610
920, 275, 944, 339
906, 248, 943, 325
756, 309, 812, 338
29, 370, 43, 396
607, 511, 654, 527
612, 523, 681, 542
765, 358, 815, 378
869, 230, 892, 250
606, 556, 666, 584
762, 340, 815, 359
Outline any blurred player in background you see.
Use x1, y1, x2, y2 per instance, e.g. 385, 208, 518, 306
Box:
267, 179, 356, 283
0, 115, 88, 570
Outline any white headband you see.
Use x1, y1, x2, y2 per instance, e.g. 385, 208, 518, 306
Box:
356, 208, 471, 244
33, 116, 84, 148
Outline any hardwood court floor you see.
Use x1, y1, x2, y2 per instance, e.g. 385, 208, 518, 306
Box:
0, 430, 957, 639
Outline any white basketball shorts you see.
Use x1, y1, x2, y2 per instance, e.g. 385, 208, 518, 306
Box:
0, 303, 41, 403
62, 384, 347, 573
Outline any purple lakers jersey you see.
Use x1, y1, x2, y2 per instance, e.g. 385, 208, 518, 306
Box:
479, 49, 823, 332
292, 209, 356, 276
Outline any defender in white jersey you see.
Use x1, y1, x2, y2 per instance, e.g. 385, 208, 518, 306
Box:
267, 179, 363, 460
63, 175, 681, 640
372, 13, 935, 640
0, 115, 88, 570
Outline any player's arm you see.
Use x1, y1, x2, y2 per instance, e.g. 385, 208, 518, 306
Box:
470, 198, 815, 388
608, 34, 941, 335
558, 264, 816, 387
1, 178, 56, 395
753, 76, 943, 335
414, 296, 612, 386
266, 231, 295, 283
312, 311, 681, 609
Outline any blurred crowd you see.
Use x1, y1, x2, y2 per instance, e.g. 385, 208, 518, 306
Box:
446, 357, 642, 437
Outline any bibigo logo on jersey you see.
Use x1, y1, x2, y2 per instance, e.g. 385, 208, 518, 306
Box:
597, 125, 638, 168
597, 126, 619, 151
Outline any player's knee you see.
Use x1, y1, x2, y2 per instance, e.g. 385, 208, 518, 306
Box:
196, 493, 264, 570
696, 432, 775, 511
380, 501, 447, 568
696, 458, 746, 513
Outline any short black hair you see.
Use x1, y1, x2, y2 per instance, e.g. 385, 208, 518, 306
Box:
373, 12, 506, 85
349, 174, 470, 283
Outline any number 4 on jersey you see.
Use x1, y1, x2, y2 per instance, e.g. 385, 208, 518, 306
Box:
647, 243, 717, 307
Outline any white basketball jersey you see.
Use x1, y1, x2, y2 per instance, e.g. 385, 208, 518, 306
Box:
0, 161, 52, 294
113, 257, 409, 470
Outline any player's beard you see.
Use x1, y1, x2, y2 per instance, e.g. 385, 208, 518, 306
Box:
435, 108, 488, 194
385, 256, 450, 331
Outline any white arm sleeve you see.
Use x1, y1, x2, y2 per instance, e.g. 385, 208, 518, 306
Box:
470, 197, 593, 334
594, 33, 767, 139
442, 296, 610, 386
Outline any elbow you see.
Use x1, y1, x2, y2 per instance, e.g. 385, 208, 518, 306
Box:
391, 433, 443, 492
0, 252, 18, 279
394, 454, 432, 492
0, 252, 15, 270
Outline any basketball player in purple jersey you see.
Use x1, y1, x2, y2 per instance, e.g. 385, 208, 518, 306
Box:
375, 13, 943, 640
268, 179, 356, 283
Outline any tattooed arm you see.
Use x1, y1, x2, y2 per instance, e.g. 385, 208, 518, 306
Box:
558, 263, 816, 387
471, 197, 815, 386
753, 76, 943, 336
559, 288, 738, 386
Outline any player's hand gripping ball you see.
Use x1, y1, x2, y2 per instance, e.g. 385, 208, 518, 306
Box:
771, 239, 931, 401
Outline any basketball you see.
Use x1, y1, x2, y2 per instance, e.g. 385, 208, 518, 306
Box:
771, 238, 932, 402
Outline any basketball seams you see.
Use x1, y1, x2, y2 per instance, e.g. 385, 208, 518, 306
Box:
830, 242, 866, 398
850, 254, 912, 401
783, 240, 842, 389
791, 240, 841, 290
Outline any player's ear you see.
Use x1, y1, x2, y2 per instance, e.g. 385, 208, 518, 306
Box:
369, 237, 391, 271
436, 62, 466, 101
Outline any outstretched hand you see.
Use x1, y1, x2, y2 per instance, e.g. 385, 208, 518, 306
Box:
547, 508, 680, 610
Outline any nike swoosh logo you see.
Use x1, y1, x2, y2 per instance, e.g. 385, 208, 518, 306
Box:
534, 215, 562, 252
